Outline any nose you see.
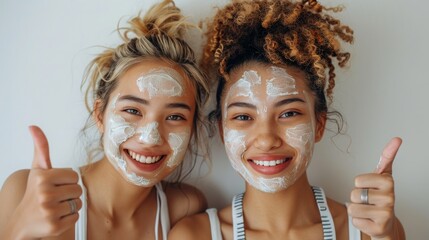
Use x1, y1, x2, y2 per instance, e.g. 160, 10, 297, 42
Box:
136, 122, 163, 145
253, 127, 282, 152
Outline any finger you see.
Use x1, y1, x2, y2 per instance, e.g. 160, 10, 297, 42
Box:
354, 173, 394, 190
375, 137, 402, 174
50, 184, 83, 202
348, 202, 393, 222
43, 168, 79, 185
29, 125, 52, 169
350, 188, 394, 207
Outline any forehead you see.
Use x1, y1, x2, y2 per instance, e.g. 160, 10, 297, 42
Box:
115, 58, 193, 92
226, 62, 308, 92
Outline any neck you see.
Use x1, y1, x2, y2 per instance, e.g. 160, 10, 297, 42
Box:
242, 173, 320, 232
81, 158, 155, 220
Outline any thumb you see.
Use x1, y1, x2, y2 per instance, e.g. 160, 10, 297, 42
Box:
375, 137, 402, 174
29, 125, 52, 169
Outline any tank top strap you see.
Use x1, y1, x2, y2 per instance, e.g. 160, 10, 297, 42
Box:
73, 167, 87, 240
231, 188, 337, 240
311, 186, 336, 240
232, 193, 246, 240
154, 182, 170, 240
206, 208, 223, 240
348, 214, 361, 240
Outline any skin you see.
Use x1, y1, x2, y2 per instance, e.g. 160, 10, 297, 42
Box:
169, 62, 405, 240
0, 59, 207, 240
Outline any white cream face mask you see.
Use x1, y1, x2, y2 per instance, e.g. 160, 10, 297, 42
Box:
103, 67, 191, 187
223, 66, 316, 193
136, 67, 184, 99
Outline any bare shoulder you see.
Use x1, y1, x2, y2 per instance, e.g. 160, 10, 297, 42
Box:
168, 212, 212, 240
0, 169, 30, 230
326, 197, 349, 239
0, 169, 30, 203
163, 182, 208, 225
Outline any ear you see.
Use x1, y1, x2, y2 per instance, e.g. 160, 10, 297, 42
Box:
93, 99, 105, 133
217, 120, 225, 143
315, 112, 327, 143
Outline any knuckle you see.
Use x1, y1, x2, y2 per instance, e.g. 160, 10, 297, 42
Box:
76, 185, 83, 196
33, 172, 48, 186
46, 223, 63, 236
40, 205, 55, 219
37, 189, 54, 204
384, 176, 395, 188
69, 170, 79, 182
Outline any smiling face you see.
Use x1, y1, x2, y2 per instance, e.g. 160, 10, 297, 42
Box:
221, 61, 325, 193
98, 59, 196, 187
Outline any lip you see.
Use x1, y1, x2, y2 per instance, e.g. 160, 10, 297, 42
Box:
124, 149, 166, 173
247, 155, 293, 175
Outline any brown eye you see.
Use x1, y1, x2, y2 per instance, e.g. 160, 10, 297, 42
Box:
280, 111, 299, 118
233, 115, 252, 121
124, 109, 141, 116
167, 115, 185, 121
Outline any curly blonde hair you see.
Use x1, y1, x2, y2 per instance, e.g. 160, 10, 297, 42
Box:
81, 0, 210, 183
203, 0, 353, 124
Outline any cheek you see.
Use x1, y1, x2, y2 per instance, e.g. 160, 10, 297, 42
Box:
285, 123, 314, 155
224, 128, 247, 161
166, 131, 191, 168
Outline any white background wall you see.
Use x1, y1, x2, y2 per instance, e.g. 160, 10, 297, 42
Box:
0, 0, 427, 238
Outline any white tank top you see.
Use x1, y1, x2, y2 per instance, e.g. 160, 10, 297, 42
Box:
206, 186, 361, 240
74, 168, 170, 240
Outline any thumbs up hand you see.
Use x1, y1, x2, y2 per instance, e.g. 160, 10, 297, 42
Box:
11, 126, 83, 238
347, 137, 405, 240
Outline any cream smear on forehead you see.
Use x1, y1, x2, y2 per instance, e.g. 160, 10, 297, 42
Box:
136, 67, 183, 99
266, 66, 299, 97
223, 70, 262, 116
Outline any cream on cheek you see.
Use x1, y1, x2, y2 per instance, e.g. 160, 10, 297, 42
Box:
278, 92, 316, 189
104, 94, 153, 186
166, 132, 191, 168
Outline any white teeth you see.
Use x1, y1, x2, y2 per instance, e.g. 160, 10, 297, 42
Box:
128, 150, 162, 164
252, 159, 287, 167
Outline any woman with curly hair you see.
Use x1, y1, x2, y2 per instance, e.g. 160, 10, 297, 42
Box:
0, 0, 210, 239
169, 0, 405, 239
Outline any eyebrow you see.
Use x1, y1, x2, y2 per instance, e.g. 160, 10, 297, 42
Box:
227, 102, 257, 110
118, 94, 191, 111
166, 102, 192, 112
274, 97, 305, 107
226, 97, 305, 110
118, 95, 149, 105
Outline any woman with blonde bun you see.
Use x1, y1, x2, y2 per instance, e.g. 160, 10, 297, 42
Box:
0, 0, 209, 239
